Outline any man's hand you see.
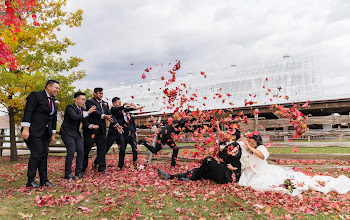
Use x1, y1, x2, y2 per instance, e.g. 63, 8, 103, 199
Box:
114, 124, 124, 134
104, 114, 113, 122
87, 105, 97, 114
227, 164, 238, 170
50, 133, 56, 144
21, 127, 30, 140
92, 125, 99, 129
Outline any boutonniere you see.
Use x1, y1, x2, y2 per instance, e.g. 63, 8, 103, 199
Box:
54, 100, 60, 105
102, 102, 107, 107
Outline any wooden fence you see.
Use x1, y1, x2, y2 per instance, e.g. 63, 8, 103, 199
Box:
1, 114, 349, 169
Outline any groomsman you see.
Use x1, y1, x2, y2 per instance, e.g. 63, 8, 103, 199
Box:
82, 88, 120, 174
105, 97, 125, 169
139, 116, 190, 167
21, 79, 60, 188
121, 106, 138, 169
60, 92, 97, 180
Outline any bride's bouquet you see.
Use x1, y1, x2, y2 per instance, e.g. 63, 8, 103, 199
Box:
280, 179, 305, 193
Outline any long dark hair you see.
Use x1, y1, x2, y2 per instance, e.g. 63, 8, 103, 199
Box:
249, 134, 263, 146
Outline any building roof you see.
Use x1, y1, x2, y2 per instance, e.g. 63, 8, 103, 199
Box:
104, 57, 335, 115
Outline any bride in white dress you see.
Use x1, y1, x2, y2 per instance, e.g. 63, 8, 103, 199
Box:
238, 134, 350, 196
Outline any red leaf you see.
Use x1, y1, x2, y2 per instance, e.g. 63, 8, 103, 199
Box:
142, 73, 146, 79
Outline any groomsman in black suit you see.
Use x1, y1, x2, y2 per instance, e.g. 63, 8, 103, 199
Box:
121, 106, 138, 169
60, 92, 97, 180
82, 87, 121, 174
21, 79, 60, 188
105, 97, 125, 169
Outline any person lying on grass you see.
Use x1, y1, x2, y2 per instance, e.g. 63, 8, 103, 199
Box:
158, 122, 242, 184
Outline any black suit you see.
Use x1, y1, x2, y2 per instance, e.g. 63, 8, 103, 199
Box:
169, 142, 242, 184
60, 103, 89, 177
22, 90, 57, 184
105, 106, 125, 168
82, 98, 113, 173
120, 112, 137, 167
143, 118, 189, 166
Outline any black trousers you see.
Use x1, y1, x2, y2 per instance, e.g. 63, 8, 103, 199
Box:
83, 131, 107, 172
97, 132, 126, 168
105, 132, 125, 154
120, 136, 137, 168
143, 133, 179, 166
169, 156, 229, 184
61, 130, 84, 176
25, 128, 50, 183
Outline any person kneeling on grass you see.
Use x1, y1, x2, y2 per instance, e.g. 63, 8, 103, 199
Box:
158, 123, 242, 184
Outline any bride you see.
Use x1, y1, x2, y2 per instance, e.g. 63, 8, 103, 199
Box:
238, 133, 350, 196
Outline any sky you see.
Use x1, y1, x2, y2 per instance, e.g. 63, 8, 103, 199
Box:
60, 0, 350, 98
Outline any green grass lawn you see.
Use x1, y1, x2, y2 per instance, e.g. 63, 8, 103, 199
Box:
0, 153, 349, 219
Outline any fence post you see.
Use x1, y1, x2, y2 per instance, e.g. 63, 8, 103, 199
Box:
283, 126, 288, 142
254, 109, 259, 132
0, 129, 4, 156
148, 116, 162, 163
338, 125, 342, 141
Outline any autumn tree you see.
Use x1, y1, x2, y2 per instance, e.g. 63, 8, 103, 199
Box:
0, 0, 85, 161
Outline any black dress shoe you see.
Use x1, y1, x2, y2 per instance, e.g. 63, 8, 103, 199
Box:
40, 181, 56, 187
158, 168, 169, 180
137, 138, 146, 145
64, 174, 77, 180
26, 181, 40, 188
75, 173, 83, 179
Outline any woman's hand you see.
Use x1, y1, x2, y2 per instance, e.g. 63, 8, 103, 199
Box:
229, 146, 239, 155
242, 138, 251, 150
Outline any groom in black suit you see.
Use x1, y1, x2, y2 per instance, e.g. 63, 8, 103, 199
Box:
21, 79, 60, 188
82, 87, 120, 174
60, 92, 97, 180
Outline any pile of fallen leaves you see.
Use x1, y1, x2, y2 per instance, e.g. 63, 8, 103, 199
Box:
0, 155, 349, 219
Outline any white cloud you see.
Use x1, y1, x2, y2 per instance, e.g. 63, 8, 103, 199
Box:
60, 0, 350, 98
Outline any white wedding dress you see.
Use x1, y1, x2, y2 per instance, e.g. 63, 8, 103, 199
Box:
238, 145, 350, 196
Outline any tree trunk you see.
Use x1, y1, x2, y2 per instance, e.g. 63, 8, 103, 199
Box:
9, 106, 18, 162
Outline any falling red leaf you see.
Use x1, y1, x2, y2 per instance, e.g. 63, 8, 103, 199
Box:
142, 73, 146, 79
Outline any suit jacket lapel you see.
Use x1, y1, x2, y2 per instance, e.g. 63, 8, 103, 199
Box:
42, 90, 51, 111
72, 104, 79, 115
92, 98, 102, 112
